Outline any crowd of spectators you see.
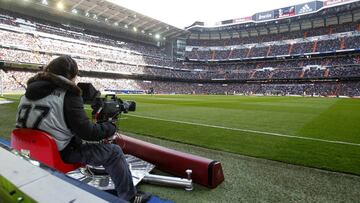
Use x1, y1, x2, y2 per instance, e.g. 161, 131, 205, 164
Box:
268, 44, 290, 56
0, 8, 168, 58
271, 68, 302, 79
185, 22, 360, 61
0, 10, 176, 70
2, 70, 360, 96
1, 9, 360, 96
291, 41, 316, 55
1, 46, 360, 81
187, 22, 359, 47
1, 70, 34, 92
186, 35, 360, 60
316, 39, 341, 52
0, 29, 174, 68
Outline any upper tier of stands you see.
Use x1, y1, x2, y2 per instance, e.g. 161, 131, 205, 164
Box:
0, 9, 171, 60
187, 22, 359, 47
185, 22, 360, 61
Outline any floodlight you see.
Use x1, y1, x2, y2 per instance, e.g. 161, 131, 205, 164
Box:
124, 24, 128, 28
149, 33, 152, 36
41, 0, 48, 5
114, 22, 119, 26
155, 34, 160, 39
57, 2, 64, 10
71, 9, 77, 14
133, 27, 137, 32
85, 12, 90, 17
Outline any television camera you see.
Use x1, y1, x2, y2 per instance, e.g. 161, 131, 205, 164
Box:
77, 83, 136, 123
91, 94, 136, 123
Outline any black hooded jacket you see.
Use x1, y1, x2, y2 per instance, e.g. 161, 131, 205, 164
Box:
24, 72, 116, 145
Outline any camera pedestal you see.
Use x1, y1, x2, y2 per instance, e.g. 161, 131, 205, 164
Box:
66, 154, 193, 191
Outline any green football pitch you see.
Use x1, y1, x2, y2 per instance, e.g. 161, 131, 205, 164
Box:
1, 94, 360, 202
1, 94, 360, 175
118, 94, 360, 175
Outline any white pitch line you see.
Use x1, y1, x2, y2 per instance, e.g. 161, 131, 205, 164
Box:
0, 100, 13, 105
127, 114, 360, 147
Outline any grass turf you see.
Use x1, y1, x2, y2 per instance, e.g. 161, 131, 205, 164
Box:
0, 95, 21, 140
116, 95, 360, 175
133, 133, 360, 203
2, 94, 360, 174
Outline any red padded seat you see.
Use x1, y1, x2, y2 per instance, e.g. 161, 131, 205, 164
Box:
11, 128, 81, 173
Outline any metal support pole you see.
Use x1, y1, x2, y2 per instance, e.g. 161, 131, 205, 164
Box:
143, 173, 193, 191
143, 169, 193, 191
0, 69, 3, 96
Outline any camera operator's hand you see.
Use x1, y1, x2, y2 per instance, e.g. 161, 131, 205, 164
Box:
96, 121, 117, 141
105, 132, 122, 143
110, 132, 122, 140
91, 97, 103, 116
107, 119, 119, 130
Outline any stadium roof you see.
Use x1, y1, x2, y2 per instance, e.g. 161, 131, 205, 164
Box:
65, 0, 189, 39
0, 0, 189, 43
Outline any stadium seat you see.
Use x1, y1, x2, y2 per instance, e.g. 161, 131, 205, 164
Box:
11, 128, 81, 173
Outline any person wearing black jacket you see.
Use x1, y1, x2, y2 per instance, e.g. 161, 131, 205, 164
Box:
16, 56, 149, 202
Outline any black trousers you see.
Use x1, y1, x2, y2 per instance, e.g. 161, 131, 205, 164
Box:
61, 142, 136, 200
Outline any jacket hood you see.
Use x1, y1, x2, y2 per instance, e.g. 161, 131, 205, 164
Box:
25, 72, 82, 100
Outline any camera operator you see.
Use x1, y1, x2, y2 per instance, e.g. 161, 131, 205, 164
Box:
16, 55, 150, 202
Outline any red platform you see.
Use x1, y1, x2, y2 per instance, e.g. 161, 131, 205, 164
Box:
10, 128, 225, 188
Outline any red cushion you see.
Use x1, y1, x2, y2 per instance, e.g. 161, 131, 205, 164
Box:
11, 128, 81, 173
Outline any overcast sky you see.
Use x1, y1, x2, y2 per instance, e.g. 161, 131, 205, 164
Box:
107, 0, 316, 28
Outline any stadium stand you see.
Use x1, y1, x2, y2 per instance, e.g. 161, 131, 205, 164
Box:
0, 1, 360, 97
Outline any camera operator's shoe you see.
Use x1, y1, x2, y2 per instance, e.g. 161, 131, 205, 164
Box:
131, 192, 152, 203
